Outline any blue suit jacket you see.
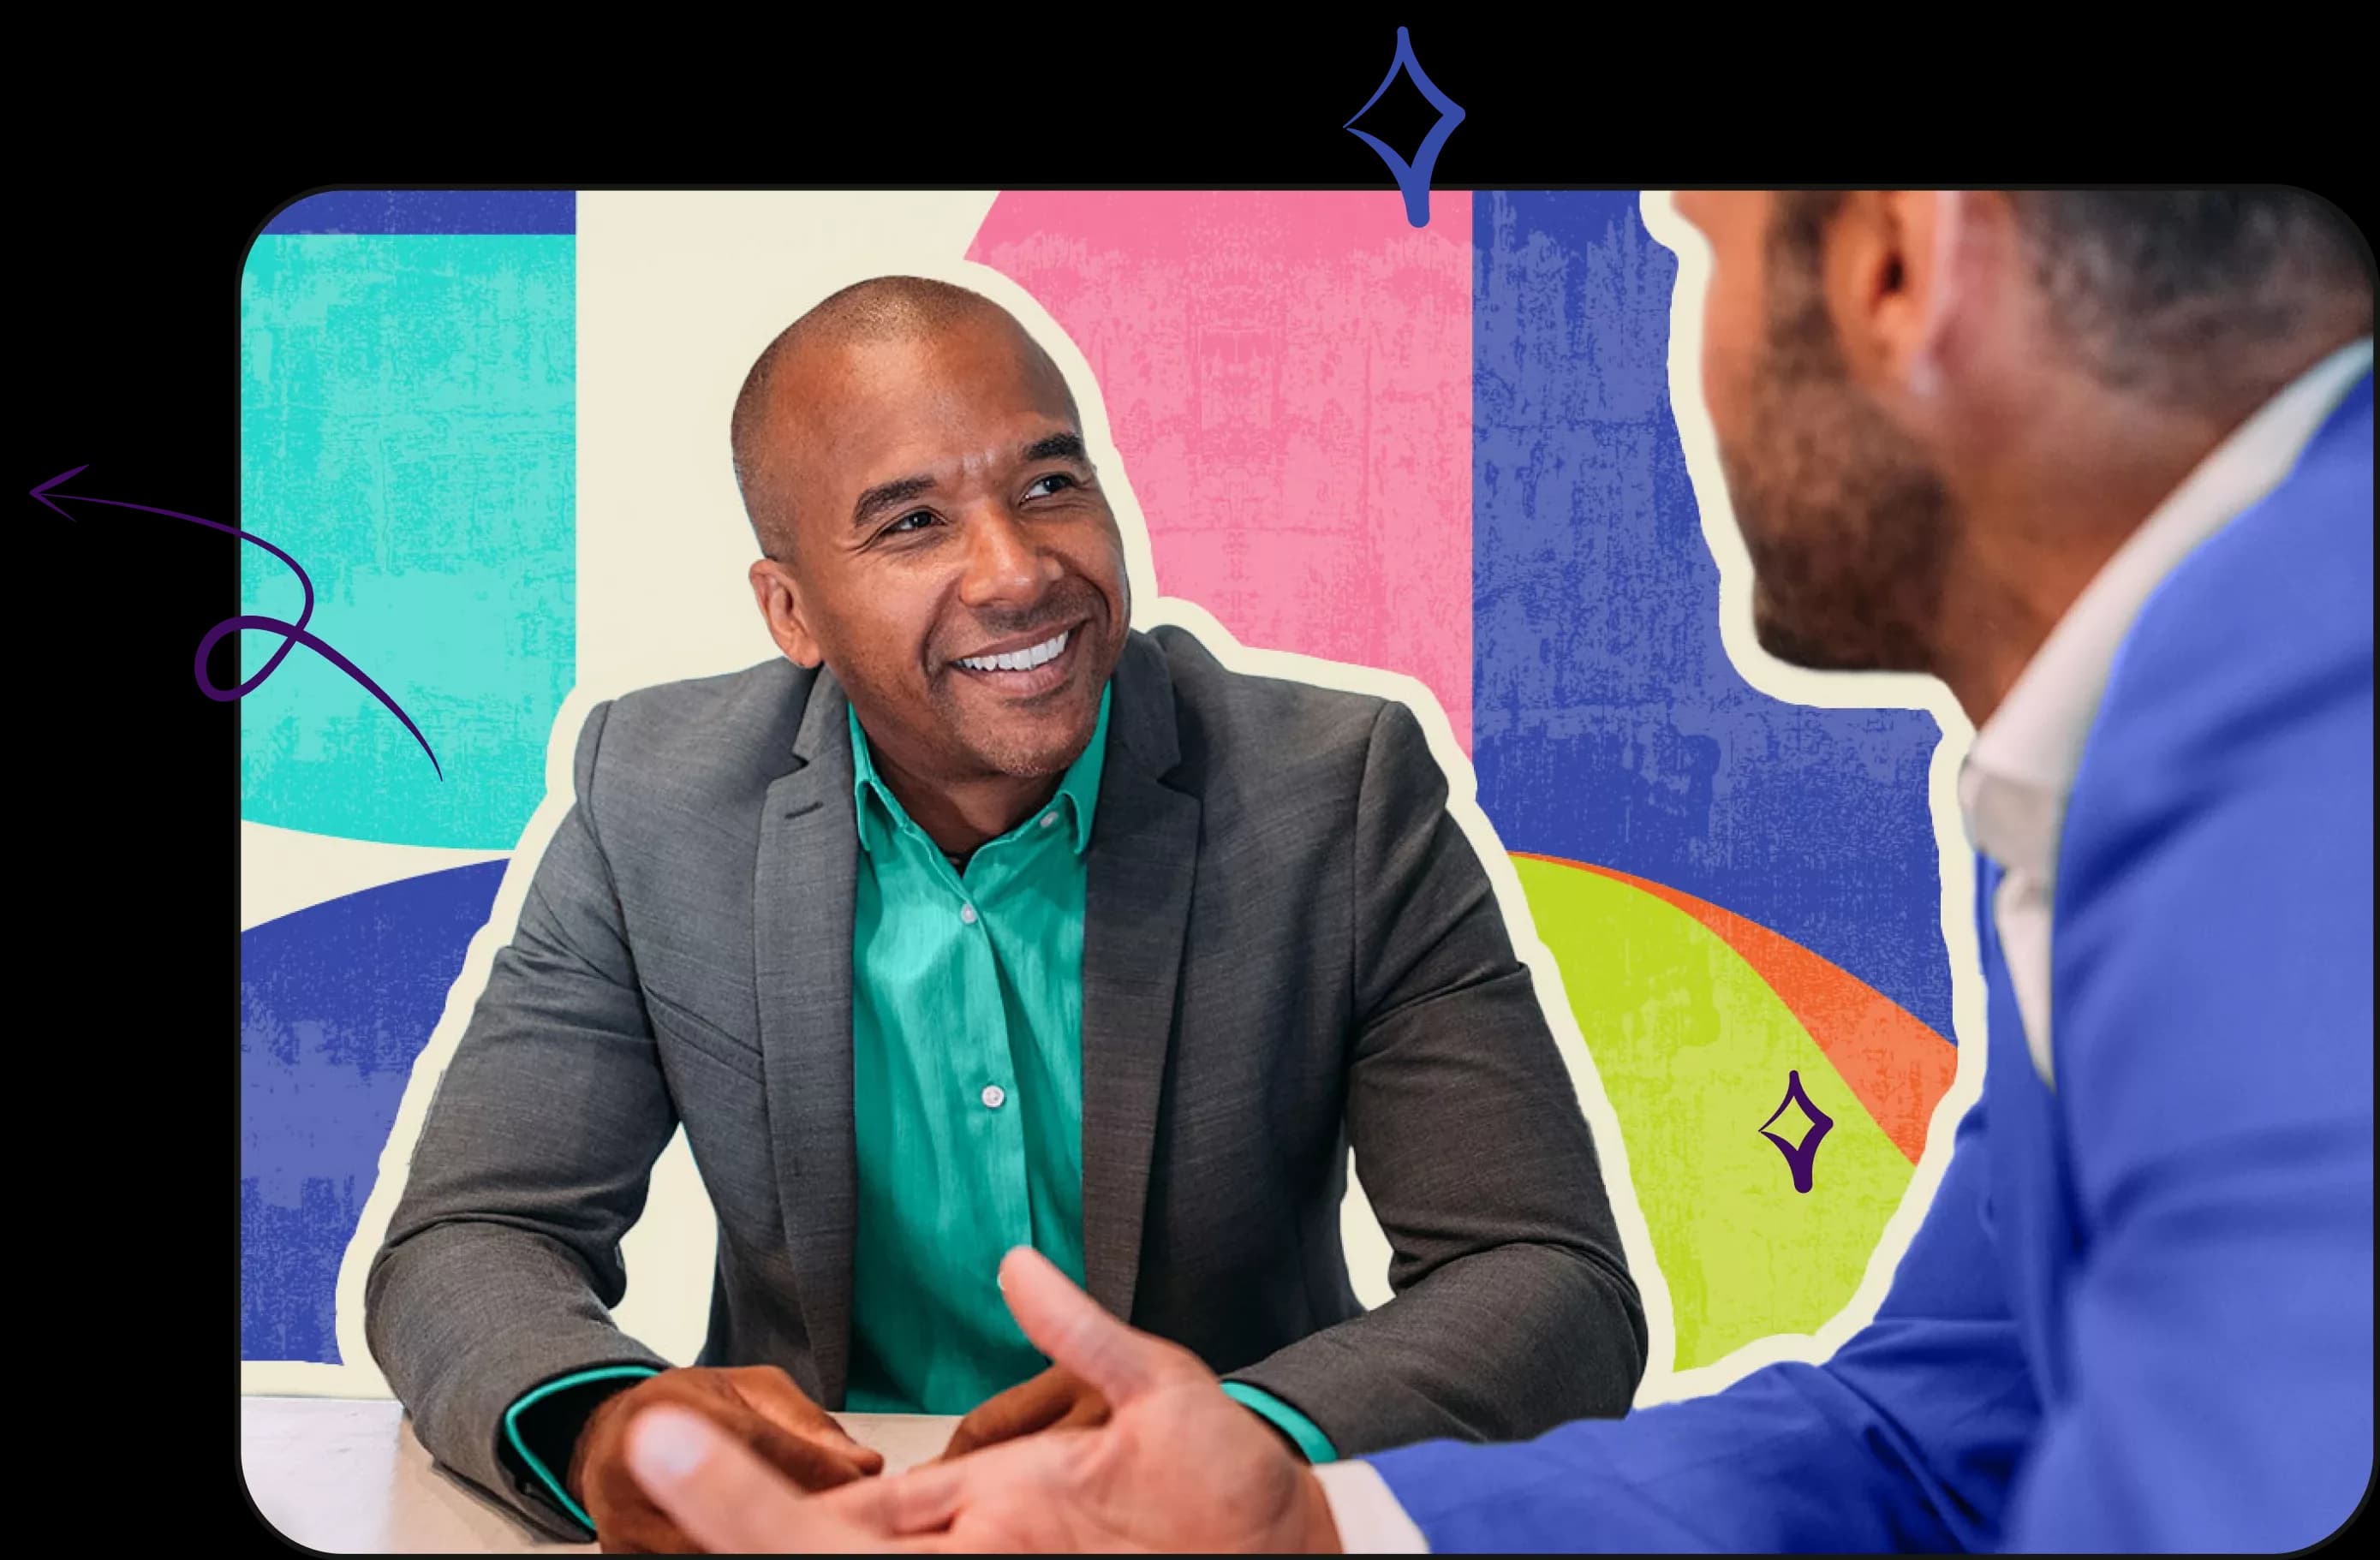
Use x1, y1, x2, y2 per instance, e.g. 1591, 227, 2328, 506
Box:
1368, 377, 2376, 1551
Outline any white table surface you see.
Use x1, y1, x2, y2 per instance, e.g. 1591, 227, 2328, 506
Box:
241, 1395, 960, 1553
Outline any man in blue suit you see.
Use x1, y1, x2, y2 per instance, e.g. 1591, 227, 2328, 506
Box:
611, 190, 2375, 1552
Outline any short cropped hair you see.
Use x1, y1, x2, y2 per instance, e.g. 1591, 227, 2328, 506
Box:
1769, 189, 2374, 406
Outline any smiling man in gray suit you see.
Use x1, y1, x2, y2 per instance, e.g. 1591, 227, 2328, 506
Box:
364, 277, 1644, 1551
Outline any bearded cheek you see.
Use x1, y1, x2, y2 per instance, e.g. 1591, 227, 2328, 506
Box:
1701, 336, 1754, 455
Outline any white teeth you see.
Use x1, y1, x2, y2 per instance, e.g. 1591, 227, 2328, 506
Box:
958, 629, 1069, 673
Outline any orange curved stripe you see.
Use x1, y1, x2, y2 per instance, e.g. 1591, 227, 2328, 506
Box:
1512, 852, 1957, 1164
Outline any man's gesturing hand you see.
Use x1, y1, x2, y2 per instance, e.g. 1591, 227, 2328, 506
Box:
620, 1247, 1345, 1552
570, 1364, 883, 1552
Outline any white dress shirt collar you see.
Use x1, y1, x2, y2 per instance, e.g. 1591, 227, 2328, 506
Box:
1957, 335, 2371, 1089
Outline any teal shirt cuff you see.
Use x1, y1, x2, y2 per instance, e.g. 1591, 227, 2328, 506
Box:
502, 1365, 662, 1534
1220, 1382, 1339, 1464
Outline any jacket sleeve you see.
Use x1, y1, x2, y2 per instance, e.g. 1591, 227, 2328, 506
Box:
363, 699, 678, 1539
1220, 700, 1649, 1452
1363, 1095, 2043, 1551
1996, 507, 2373, 1552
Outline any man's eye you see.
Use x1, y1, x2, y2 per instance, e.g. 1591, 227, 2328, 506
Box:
1024, 473, 1077, 498
885, 511, 937, 535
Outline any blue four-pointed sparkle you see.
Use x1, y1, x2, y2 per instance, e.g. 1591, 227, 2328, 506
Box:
1344, 27, 1466, 228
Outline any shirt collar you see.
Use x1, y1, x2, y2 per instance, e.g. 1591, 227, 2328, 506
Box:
850, 682, 1112, 859
1959, 336, 2374, 868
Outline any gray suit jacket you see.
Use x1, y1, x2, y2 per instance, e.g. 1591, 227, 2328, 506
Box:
367, 625, 1645, 1536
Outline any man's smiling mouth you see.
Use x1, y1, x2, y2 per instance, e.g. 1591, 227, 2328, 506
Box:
955, 628, 1071, 674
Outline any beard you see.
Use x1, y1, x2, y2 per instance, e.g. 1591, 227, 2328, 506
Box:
1717, 247, 1958, 674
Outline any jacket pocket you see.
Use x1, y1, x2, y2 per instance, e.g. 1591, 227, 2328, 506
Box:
643, 986, 767, 1086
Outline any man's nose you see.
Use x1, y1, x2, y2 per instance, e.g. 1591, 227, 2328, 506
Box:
956, 506, 1059, 610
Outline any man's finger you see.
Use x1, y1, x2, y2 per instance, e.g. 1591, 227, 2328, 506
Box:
996, 1246, 1179, 1406
1056, 1392, 1110, 1432
734, 1368, 888, 1472
940, 1371, 1072, 1460
624, 1406, 911, 1554
827, 1458, 975, 1535
743, 1414, 882, 1490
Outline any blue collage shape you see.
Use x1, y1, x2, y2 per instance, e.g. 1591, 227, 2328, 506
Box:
1470, 191, 1955, 1040
262, 189, 576, 235
241, 860, 509, 1362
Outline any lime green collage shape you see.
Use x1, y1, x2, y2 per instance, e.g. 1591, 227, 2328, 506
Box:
1512, 855, 1914, 1370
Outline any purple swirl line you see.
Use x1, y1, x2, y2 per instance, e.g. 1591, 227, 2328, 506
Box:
35, 467, 443, 778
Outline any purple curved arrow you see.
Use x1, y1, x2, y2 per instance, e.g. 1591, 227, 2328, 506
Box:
33, 465, 443, 778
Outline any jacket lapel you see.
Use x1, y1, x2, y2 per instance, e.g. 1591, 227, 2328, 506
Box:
754, 669, 860, 1405
1079, 634, 1200, 1325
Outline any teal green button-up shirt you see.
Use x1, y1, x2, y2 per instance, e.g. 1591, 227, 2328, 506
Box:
843, 688, 1106, 1413
843, 685, 1334, 1460
500, 683, 1329, 1536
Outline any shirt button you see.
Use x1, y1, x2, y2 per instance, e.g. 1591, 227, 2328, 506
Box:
959, 903, 977, 925
981, 1084, 1006, 1110
1039, 813, 1059, 830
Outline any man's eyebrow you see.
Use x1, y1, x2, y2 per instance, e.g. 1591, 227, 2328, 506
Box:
850, 435, 1086, 528
1023, 432, 1089, 464
851, 473, 938, 529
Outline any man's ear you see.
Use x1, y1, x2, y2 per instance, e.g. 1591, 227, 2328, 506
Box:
1822, 190, 1964, 398
749, 557, 824, 668
1895, 189, 1971, 402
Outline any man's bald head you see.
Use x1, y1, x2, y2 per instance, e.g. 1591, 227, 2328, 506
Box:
730, 277, 1077, 560
736, 273, 1129, 795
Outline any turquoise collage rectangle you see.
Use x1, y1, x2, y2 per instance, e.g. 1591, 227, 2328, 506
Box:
239, 231, 576, 850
